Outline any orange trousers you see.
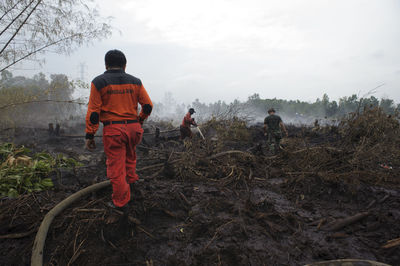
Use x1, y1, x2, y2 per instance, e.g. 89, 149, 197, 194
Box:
102, 122, 143, 207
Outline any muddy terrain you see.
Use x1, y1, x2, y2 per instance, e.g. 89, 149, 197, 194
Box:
0, 109, 399, 266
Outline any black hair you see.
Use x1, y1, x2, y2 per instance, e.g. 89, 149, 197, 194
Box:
105, 49, 127, 68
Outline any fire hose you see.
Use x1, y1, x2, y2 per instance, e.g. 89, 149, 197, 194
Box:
196, 126, 205, 140
31, 180, 110, 266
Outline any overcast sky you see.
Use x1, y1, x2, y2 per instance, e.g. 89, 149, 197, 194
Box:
18, 0, 400, 103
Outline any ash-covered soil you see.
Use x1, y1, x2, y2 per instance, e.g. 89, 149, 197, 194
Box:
1, 112, 399, 266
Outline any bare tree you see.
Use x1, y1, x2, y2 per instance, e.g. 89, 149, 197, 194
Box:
0, 0, 112, 72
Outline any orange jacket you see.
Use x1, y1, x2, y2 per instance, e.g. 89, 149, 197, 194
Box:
85, 69, 153, 139
181, 112, 196, 127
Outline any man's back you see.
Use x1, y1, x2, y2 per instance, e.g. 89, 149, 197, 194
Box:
264, 114, 282, 131
84, 49, 153, 210
182, 112, 192, 127
90, 69, 151, 122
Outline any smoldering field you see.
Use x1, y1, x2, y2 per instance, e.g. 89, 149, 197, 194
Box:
0, 72, 400, 266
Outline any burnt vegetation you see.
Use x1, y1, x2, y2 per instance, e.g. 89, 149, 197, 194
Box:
1, 1, 399, 264
0, 85, 399, 266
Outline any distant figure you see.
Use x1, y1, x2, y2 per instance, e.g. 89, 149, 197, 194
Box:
314, 119, 319, 127
264, 108, 288, 154
55, 123, 60, 136
180, 108, 197, 140
48, 123, 60, 136
48, 123, 54, 136
84, 49, 153, 214
155, 127, 160, 139
312, 119, 320, 132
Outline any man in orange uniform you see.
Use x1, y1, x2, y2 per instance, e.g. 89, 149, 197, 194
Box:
180, 108, 197, 139
85, 50, 153, 211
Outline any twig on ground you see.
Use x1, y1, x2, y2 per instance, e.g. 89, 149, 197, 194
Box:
381, 237, 400, 249
0, 228, 36, 239
128, 216, 141, 225
145, 166, 164, 179
137, 226, 155, 239
324, 212, 370, 231
137, 158, 184, 172
73, 208, 105, 213
67, 239, 85, 266
179, 192, 191, 206
366, 199, 377, 209
378, 194, 390, 204
317, 218, 327, 230
208, 150, 254, 160
204, 220, 234, 250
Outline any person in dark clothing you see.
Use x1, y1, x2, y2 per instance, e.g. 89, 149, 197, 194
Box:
264, 108, 288, 154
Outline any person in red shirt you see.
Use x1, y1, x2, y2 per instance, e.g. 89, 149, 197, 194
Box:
85, 50, 153, 212
180, 108, 197, 140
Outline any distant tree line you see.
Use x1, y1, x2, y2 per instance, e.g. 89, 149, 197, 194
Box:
0, 70, 84, 128
1, 71, 399, 127
245, 93, 399, 118
176, 93, 399, 124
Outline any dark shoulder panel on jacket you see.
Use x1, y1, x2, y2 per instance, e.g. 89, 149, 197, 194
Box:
124, 73, 142, 86
92, 74, 107, 91
102, 72, 142, 86
91, 72, 142, 91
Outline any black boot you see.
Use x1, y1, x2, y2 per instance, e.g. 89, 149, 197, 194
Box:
116, 205, 129, 236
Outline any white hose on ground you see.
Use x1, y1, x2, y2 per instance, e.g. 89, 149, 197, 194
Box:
31, 180, 110, 266
197, 126, 205, 140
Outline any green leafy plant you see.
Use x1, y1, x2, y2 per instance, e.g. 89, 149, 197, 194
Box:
0, 142, 82, 198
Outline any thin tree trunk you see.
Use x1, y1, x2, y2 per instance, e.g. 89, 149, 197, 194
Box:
0, 0, 35, 36
0, 0, 26, 22
0, 0, 42, 55
0, 32, 83, 72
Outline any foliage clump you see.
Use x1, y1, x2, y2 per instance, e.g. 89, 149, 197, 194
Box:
339, 106, 400, 146
0, 143, 82, 198
334, 107, 400, 177
203, 117, 250, 142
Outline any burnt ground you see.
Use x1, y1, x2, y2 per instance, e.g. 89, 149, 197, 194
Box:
0, 115, 399, 266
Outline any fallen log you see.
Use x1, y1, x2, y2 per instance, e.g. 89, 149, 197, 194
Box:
324, 212, 370, 231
